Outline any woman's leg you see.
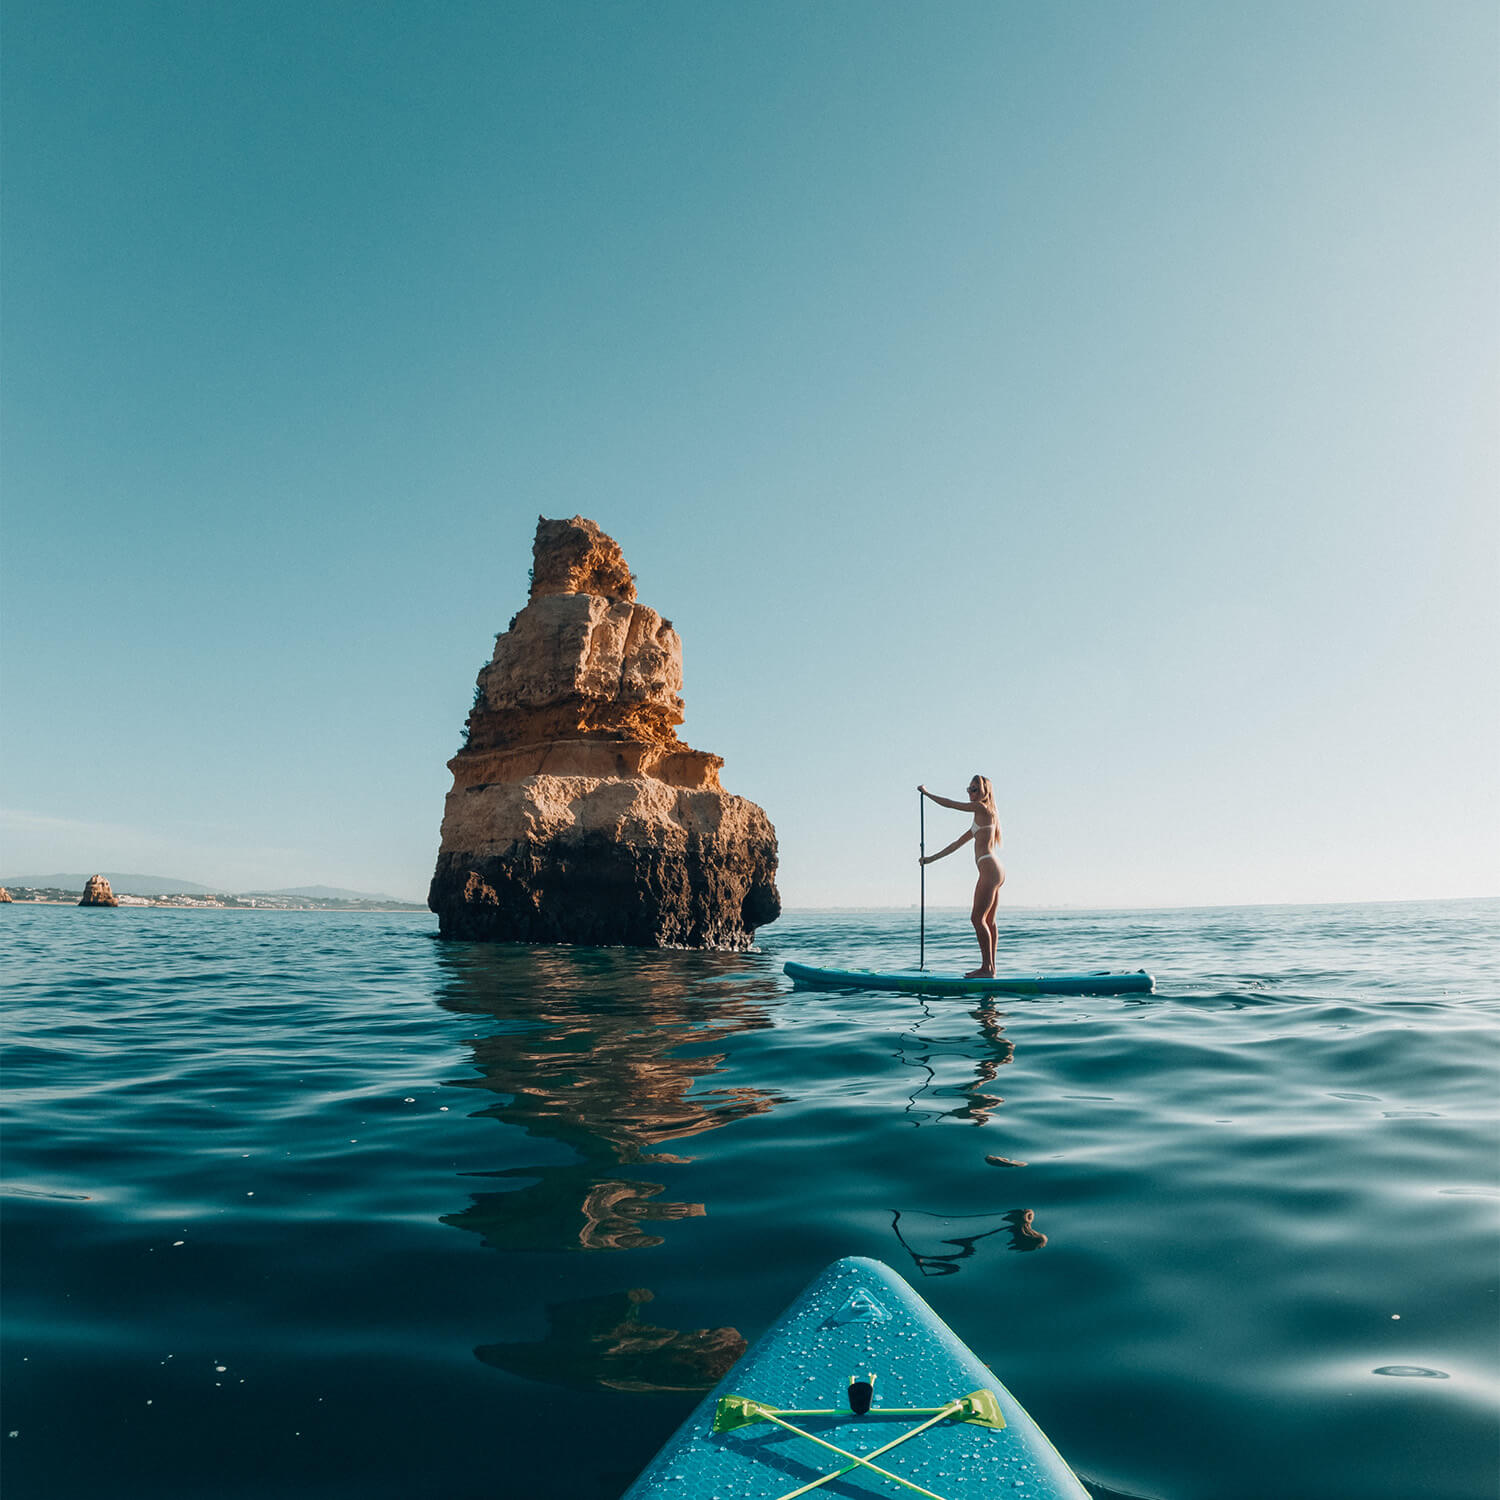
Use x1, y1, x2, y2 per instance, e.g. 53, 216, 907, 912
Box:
982, 878, 1002, 971
968, 867, 1001, 976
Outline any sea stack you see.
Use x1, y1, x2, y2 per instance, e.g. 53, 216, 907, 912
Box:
428, 516, 780, 948
79, 875, 119, 907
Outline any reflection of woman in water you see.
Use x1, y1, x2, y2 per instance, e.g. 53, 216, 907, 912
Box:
918, 776, 1004, 978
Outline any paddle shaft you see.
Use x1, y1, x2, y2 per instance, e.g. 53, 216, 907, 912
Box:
918, 791, 926, 970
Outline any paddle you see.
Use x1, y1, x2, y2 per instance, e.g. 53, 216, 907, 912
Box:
918, 788, 926, 971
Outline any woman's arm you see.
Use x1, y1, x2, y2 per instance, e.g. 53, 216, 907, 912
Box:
918, 784, 980, 813
920, 830, 974, 865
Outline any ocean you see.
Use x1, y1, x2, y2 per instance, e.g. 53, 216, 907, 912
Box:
2, 899, 1496, 1499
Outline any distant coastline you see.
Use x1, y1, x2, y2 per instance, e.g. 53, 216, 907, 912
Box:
7, 888, 1491, 916
3, 886, 427, 912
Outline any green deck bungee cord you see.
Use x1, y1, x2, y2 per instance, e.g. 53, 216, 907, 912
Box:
711, 1380, 1006, 1500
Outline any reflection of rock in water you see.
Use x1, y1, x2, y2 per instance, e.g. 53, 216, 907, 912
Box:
477, 1288, 745, 1392
458, 1015, 772, 1164
443, 1173, 704, 1251
436, 945, 780, 1253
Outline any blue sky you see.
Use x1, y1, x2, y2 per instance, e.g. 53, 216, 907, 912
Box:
3, 1, 1496, 907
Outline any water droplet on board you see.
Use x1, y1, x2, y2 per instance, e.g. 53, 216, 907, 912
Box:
1373, 1365, 1449, 1378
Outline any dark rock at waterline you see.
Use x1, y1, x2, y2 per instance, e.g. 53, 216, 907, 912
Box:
430, 833, 780, 948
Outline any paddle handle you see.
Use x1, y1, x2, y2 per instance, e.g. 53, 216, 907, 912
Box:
918, 790, 925, 971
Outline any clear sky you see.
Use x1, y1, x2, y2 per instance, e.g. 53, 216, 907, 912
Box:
3, 1, 1496, 908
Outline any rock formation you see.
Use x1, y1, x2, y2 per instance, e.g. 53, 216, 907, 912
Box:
429, 516, 779, 948
79, 875, 119, 907
0, 887, 13, 903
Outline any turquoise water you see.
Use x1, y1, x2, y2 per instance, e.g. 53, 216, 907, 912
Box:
2, 900, 1497, 1499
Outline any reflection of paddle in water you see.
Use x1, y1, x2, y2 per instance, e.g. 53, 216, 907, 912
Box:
891, 1206, 1049, 1275
897, 1003, 942, 1128
890, 1209, 1008, 1275
896, 998, 1016, 1129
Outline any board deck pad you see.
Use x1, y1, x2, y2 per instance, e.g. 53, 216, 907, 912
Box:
621, 1256, 1089, 1498
783, 961, 1155, 997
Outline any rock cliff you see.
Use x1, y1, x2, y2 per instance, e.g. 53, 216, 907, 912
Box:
79, 875, 119, 907
429, 516, 779, 948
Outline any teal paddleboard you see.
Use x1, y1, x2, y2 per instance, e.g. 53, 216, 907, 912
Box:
622, 1255, 1089, 1499
784, 961, 1154, 997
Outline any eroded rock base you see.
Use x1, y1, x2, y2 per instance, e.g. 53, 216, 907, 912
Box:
430, 836, 779, 949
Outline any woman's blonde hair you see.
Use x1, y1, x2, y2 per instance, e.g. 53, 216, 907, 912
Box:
970, 774, 996, 815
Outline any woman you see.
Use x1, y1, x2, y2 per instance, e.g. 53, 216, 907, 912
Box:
918, 776, 1004, 978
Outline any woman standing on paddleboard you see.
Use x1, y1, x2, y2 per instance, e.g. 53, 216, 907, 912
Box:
918, 776, 1004, 977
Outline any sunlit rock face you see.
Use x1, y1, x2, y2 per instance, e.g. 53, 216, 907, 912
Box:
78, 875, 118, 907
429, 516, 780, 948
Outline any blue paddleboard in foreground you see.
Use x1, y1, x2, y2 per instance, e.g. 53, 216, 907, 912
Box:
622, 1256, 1089, 1499
784, 960, 1155, 997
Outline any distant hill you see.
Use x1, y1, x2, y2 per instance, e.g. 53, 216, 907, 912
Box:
0, 873, 217, 896
246, 885, 411, 904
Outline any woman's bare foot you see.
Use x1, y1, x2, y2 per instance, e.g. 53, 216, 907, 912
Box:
964, 967, 996, 979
